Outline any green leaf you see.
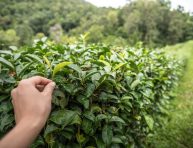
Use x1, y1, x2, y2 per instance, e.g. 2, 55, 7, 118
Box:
77, 95, 89, 109
82, 119, 93, 134
68, 64, 82, 73
14, 53, 21, 61
131, 79, 140, 89
26, 54, 43, 64
102, 125, 113, 146
50, 110, 81, 127
94, 60, 111, 67
44, 124, 60, 138
96, 114, 108, 122
99, 55, 105, 60
144, 115, 154, 130
129, 61, 139, 72
43, 56, 51, 68
0, 50, 12, 55
52, 90, 68, 108
95, 139, 105, 148
76, 133, 86, 144
112, 136, 123, 144
17, 62, 33, 77
52, 62, 72, 78
0, 114, 14, 131
0, 57, 14, 70
83, 111, 95, 121
85, 83, 95, 98
85, 71, 99, 80
113, 63, 126, 71
109, 116, 125, 124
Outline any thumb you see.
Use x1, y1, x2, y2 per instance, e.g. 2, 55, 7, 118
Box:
43, 82, 56, 97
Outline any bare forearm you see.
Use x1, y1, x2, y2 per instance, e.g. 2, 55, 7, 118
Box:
0, 120, 43, 148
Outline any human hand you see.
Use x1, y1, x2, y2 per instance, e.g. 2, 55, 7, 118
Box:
11, 76, 55, 128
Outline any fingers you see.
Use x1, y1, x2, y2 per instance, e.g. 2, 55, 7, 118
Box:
26, 76, 52, 86
36, 85, 45, 92
42, 82, 56, 99
11, 88, 17, 98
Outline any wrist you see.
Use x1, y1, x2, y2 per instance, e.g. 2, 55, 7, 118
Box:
17, 117, 46, 132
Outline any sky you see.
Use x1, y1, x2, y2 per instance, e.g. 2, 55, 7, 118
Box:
85, 0, 193, 13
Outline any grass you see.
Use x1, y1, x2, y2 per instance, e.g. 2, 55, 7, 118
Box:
147, 40, 193, 148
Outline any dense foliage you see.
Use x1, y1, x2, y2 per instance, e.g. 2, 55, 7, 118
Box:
0, 0, 193, 47
0, 38, 183, 147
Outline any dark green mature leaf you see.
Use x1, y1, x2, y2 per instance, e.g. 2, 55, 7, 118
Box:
0, 50, 12, 55
109, 116, 126, 124
85, 83, 95, 98
95, 139, 106, 148
0, 57, 14, 70
26, 54, 43, 64
96, 114, 108, 122
44, 124, 60, 138
76, 95, 90, 109
83, 111, 95, 121
102, 125, 113, 146
17, 62, 33, 77
68, 64, 82, 73
52, 90, 68, 108
82, 119, 93, 135
0, 114, 14, 131
112, 136, 123, 144
50, 110, 81, 127
84, 71, 99, 80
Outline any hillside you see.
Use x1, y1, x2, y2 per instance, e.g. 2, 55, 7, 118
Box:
0, 0, 193, 47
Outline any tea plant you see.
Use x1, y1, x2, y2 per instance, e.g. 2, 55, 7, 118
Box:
0, 38, 183, 147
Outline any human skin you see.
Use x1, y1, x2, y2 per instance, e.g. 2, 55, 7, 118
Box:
0, 76, 55, 148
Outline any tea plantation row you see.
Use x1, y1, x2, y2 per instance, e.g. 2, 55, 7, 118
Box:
0, 39, 183, 147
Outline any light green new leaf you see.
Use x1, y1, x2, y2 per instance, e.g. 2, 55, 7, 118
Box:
0, 57, 14, 70
113, 63, 127, 71
98, 60, 111, 67
43, 56, 51, 68
144, 115, 154, 130
76, 133, 86, 144
131, 79, 140, 89
52, 62, 72, 78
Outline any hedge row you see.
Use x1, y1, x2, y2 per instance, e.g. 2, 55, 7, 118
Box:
0, 38, 183, 147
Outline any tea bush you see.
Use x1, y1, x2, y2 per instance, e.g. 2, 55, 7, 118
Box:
0, 38, 183, 147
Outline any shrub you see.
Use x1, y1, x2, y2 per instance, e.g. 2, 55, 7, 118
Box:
0, 38, 182, 147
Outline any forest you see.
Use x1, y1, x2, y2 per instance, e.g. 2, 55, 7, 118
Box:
0, 0, 193, 47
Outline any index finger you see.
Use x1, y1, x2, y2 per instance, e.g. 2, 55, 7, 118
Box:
27, 76, 52, 86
